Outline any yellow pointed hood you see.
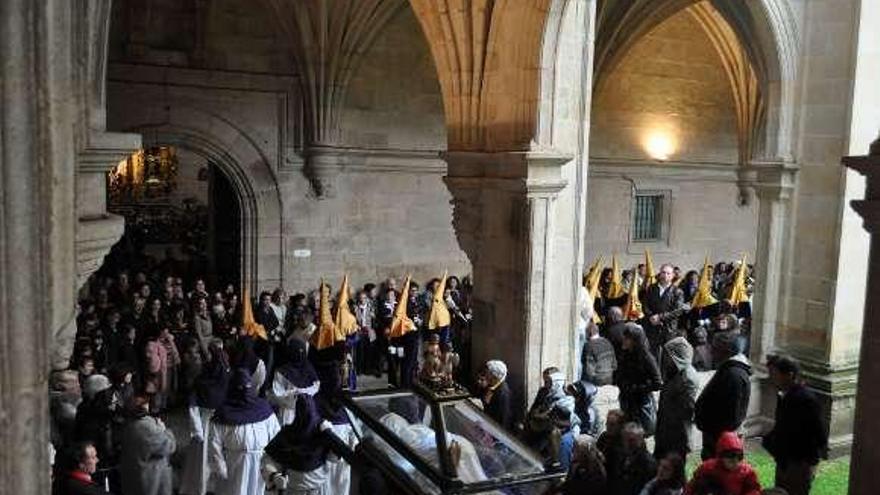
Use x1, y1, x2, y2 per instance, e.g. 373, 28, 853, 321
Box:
624, 266, 644, 321
728, 254, 749, 306
334, 275, 358, 336
607, 255, 624, 299
241, 288, 267, 340
313, 280, 344, 350
643, 248, 656, 290
691, 256, 718, 309
428, 271, 451, 330
389, 274, 416, 338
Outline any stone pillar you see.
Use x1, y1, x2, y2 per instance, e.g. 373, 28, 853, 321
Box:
842, 136, 880, 495
747, 160, 798, 363
1, 1, 77, 493
444, 150, 569, 410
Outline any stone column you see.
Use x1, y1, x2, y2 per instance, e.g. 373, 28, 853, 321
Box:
1, 1, 78, 493
747, 160, 798, 363
841, 137, 880, 495
444, 150, 569, 410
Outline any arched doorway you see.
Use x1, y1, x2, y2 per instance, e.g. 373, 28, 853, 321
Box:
103, 145, 245, 291
207, 161, 241, 290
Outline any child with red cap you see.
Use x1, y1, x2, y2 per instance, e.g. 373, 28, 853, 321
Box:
685, 431, 762, 495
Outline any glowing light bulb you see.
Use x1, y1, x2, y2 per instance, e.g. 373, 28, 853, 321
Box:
644, 132, 676, 161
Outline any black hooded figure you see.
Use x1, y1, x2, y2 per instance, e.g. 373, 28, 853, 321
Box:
269, 337, 321, 426
263, 394, 333, 492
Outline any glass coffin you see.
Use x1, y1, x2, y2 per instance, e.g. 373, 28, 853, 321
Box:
342, 386, 565, 494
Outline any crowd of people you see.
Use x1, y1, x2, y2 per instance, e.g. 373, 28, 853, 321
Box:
50, 256, 475, 495
49, 252, 829, 495
471, 258, 830, 495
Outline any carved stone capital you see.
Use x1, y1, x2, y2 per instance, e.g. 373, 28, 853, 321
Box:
744, 159, 799, 201
77, 130, 141, 173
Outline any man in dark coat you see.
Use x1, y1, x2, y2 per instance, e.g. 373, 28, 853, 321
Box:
654, 337, 698, 459
762, 355, 828, 495
617, 325, 662, 437
581, 321, 617, 386
603, 306, 628, 362
643, 264, 686, 360
694, 331, 752, 459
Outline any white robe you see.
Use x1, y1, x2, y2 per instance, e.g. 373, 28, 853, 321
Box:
269, 373, 320, 426
179, 407, 215, 495
327, 423, 359, 495
378, 413, 489, 484
252, 360, 267, 392
209, 414, 281, 495
261, 453, 331, 495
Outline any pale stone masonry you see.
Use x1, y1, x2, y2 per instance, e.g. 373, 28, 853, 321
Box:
2, 1, 880, 494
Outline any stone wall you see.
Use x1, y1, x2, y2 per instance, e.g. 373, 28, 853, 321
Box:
590, 9, 739, 164
106, 3, 468, 294
587, 8, 754, 272
585, 161, 758, 270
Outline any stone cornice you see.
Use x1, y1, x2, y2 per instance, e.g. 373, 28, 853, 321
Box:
298, 146, 447, 174
107, 63, 298, 91
744, 159, 799, 200
444, 149, 573, 179
588, 157, 740, 182
443, 149, 571, 196
77, 130, 141, 173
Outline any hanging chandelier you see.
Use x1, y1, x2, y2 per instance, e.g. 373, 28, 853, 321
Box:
108, 146, 179, 203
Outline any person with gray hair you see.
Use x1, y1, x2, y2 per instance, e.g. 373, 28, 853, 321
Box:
694, 331, 752, 460
604, 306, 628, 359
476, 360, 512, 430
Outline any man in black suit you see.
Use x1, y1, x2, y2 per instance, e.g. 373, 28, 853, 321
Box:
762, 355, 828, 495
643, 263, 686, 360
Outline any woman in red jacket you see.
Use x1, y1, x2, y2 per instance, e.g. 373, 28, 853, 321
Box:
685, 431, 761, 495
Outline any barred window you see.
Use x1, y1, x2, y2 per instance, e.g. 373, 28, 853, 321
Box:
632, 194, 664, 241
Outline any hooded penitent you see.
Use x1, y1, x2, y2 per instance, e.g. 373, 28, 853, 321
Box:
213, 368, 274, 425
427, 271, 451, 330
334, 275, 358, 337
241, 288, 267, 340
264, 394, 329, 472
389, 274, 416, 338
277, 338, 318, 388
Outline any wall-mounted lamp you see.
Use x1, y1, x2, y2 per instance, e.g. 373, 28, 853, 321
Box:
644, 131, 677, 161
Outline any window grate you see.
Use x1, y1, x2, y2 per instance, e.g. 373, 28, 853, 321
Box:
633, 194, 663, 241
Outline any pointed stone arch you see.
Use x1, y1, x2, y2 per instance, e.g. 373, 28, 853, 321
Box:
116, 105, 286, 294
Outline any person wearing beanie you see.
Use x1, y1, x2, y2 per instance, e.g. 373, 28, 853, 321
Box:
694, 331, 752, 459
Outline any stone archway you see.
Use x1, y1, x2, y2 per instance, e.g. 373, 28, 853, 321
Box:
112, 104, 287, 295
407, 0, 594, 406
132, 126, 272, 297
